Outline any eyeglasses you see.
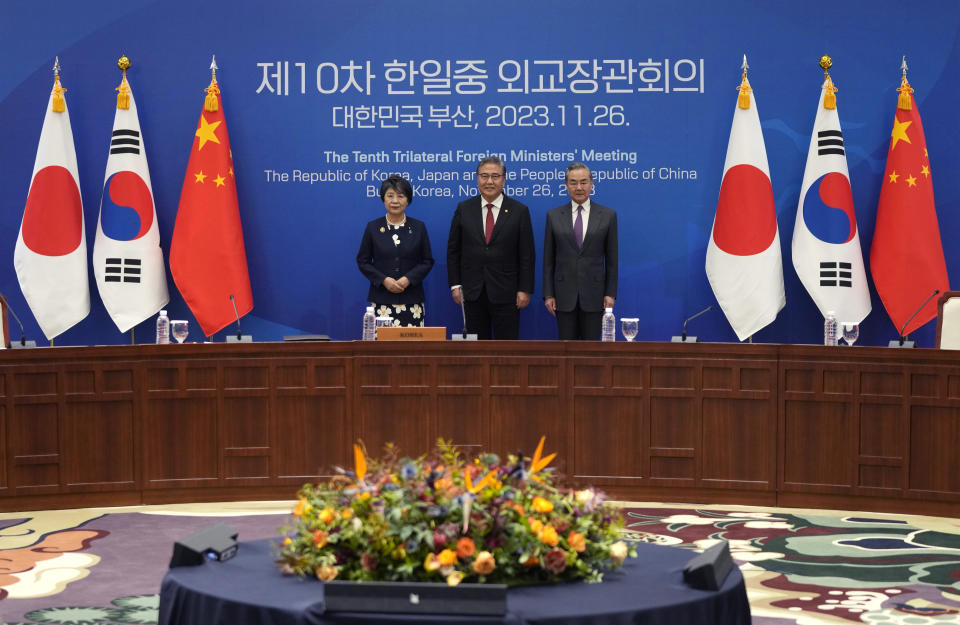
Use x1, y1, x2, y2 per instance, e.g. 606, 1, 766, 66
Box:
567, 179, 592, 187
477, 173, 503, 181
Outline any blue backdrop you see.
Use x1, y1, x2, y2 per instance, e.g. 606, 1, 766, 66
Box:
2, 0, 959, 345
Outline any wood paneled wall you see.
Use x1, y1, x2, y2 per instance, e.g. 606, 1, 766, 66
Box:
1, 341, 958, 516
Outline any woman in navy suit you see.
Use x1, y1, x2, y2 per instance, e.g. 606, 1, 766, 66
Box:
356, 176, 434, 326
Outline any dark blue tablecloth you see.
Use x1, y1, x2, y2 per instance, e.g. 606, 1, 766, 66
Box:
159, 539, 750, 625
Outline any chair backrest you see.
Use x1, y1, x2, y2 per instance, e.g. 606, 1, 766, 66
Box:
935, 291, 960, 349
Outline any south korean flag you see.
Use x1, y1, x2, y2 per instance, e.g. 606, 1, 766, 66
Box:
92, 77, 169, 332
791, 78, 871, 324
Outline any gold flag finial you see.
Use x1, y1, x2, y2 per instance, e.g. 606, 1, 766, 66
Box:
737, 54, 752, 109
820, 55, 837, 110
897, 56, 914, 111
51, 56, 66, 113
204, 54, 220, 113
116, 55, 131, 110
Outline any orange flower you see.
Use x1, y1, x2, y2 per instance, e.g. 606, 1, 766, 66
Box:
315, 565, 339, 581
313, 529, 329, 548
456, 537, 476, 558
424, 553, 441, 571
434, 477, 453, 491
473, 551, 496, 575
318, 507, 336, 524
357, 491, 371, 501
293, 498, 308, 517
522, 555, 540, 567
567, 531, 586, 553
341, 508, 353, 519
531, 496, 554, 514
538, 524, 559, 547
438, 548, 458, 566
528, 518, 544, 534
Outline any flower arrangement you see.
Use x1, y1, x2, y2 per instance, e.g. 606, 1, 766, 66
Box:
277, 437, 636, 586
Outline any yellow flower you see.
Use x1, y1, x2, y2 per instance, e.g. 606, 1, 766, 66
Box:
610, 540, 628, 564
393, 546, 406, 560
316, 565, 339, 581
567, 531, 586, 553
446, 570, 464, 586
424, 553, 441, 571
293, 498, 309, 517
575, 489, 595, 503
438, 548, 458, 566
531, 496, 554, 514
538, 524, 559, 547
341, 507, 353, 519
528, 518, 543, 534
473, 551, 496, 575
283, 537, 292, 546
357, 491, 371, 501
318, 507, 336, 524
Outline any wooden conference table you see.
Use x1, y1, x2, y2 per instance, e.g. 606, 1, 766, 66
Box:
0, 340, 958, 516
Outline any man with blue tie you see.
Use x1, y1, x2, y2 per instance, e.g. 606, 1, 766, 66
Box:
447, 156, 535, 340
542, 162, 618, 340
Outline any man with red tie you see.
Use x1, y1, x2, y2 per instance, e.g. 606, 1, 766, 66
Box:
447, 156, 535, 340
542, 162, 618, 340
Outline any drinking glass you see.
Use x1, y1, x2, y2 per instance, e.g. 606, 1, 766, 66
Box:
620, 318, 639, 342
841, 322, 859, 346
171, 320, 189, 344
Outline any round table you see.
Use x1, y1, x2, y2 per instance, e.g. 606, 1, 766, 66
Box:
159, 539, 750, 625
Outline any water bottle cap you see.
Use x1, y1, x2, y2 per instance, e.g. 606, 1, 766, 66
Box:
605, 307, 613, 313
160, 310, 167, 316
366, 306, 374, 312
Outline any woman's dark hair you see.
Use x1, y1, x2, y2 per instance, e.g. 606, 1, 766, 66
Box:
380, 175, 413, 205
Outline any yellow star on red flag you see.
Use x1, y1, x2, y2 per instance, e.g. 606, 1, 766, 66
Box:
195, 115, 222, 150
890, 117, 911, 150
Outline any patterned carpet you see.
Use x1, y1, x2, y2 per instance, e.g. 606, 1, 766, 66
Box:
0, 501, 958, 624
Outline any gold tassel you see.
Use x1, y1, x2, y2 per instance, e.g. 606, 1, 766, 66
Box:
51, 75, 66, 113
823, 75, 837, 110
737, 72, 752, 109
204, 77, 220, 112
897, 75, 914, 111
116, 56, 132, 110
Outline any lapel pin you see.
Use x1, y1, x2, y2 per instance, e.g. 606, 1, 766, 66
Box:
379, 227, 385, 233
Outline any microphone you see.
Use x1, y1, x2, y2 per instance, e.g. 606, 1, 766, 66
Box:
672, 305, 713, 343
225, 294, 252, 343
0, 292, 37, 348
889, 289, 939, 348
451, 286, 477, 341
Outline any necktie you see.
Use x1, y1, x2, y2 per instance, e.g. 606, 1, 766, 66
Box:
485, 203, 495, 244
573, 205, 584, 250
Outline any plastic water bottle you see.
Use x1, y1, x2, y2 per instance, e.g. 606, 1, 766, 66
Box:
824, 311, 838, 346
156, 309, 170, 344
601, 307, 616, 342
362, 306, 376, 341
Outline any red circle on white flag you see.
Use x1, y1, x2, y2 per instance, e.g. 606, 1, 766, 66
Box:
22, 165, 83, 256
713, 164, 776, 256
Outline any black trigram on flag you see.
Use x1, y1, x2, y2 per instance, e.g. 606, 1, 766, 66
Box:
819, 261, 851, 287
110, 129, 140, 155
105, 258, 142, 283
817, 130, 844, 156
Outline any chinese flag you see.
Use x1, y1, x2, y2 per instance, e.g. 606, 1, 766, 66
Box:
170, 76, 252, 337
870, 84, 949, 336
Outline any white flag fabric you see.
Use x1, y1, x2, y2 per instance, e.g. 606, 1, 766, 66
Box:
14, 85, 90, 340
706, 79, 785, 340
791, 84, 871, 324
93, 82, 169, 332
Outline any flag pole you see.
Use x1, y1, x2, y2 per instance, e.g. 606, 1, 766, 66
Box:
130, 328, 135, 345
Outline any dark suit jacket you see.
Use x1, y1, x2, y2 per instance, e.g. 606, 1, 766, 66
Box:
356, 216, 434, 305
446, 195, 535, 304
542, 202, 618, 313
